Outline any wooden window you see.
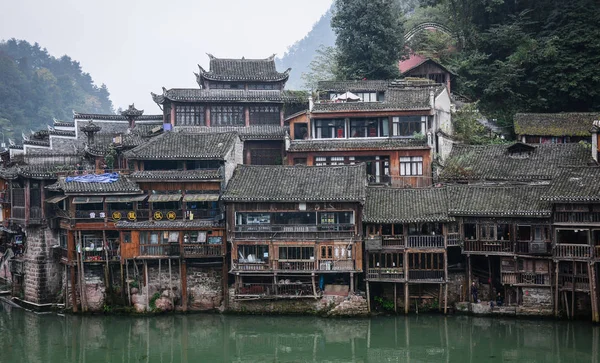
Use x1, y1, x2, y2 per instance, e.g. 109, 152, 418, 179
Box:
279, 246, 314, 260
464, 223, 477, 240
249, 106, 280, 125
314, 119, 345, 139
122, 232, 132, 244
400, 156, 423, 176
293, 158, 307, 165
480, 225, 495, 241
175, 105, 205, 126
210, 105, 244, 126
392, 116, 427, 136
248, 83, 276, 90
238, 245, 269, 263
496, 224, 510, 240
321, 244, 351, 260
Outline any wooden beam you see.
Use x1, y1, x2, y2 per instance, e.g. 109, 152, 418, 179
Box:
168, 259, 173, 308
366, 281, 371, 313
144, 260, 149, 312
394, 283, 397, 313
555, 261, 560, 317
404, 283, 409, 315
311, 273, 317, 299
70, 265, 77, 312
181, 260, 188, 311
444, 283, 448, 315
467, 255, 472, 303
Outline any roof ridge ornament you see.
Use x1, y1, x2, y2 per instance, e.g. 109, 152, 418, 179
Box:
268, 54, 276, 61
207, 53, 215, 60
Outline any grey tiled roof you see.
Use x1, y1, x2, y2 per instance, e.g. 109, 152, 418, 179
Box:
49, 130, 76, 137
124, 131, 237, 160
514, 112, 599, 137
364, 187, 452, 223
288, 138, 428, 152
73, 112, 163, 121
115, 220, 223, 229
222, 164, 366, 203
155, 88, 300, 104
440, 143, 591, 181
542, 167, 600, 202
48, 175, 142, 194
177, 125, 288, 140
448, 185, 551, 217
201, 55, 289, 82
0, 165, 77, 180
129, 169, 222, 181
312, 87, 434, 113
318, 80, 389, 92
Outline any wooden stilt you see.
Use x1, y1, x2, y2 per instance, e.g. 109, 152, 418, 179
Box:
102, 230, 109, 288
589, 262, 599, 323
64, 265, 69, 310
572, 261, 576, 319
181, 259, 188, 311
120, 261, 125, 301
404, 283, 409, 314
366, 281, 371, 313
394, 283, 397, 313
126, 260, 131, 306
563, 291, 570, 319
350, 273, 354, 294
311, 273, 317, 298
467, 255, 472, 303
438, 284, 443, 312
222, 258, 228, 309
488, 258, 493, 299
144, 260, 149, 312
158, 258, 162, 292
168, 259, 173, 308
70, 265, 77, 312
444, 283, 448, 314
555, 261, 560, 317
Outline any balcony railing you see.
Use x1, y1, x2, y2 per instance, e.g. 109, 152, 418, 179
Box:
382, 236, 405, 249
447, 233, 461, 247
408, 270, 444, 281
140, 243, 180, 257
554, 244, 593, 259
81, 248, 119, 262
182, 244, 223, 257
232, 259, 271, 271
515, 241, 552, 255
318, 259, 355, 271
277, 260, 315, 271
11, 207, 25, 220
367, 268, 405, 280
558, 274, 590, 291
406, 235, 445, 249
555, 212, 600, 223
234, 224, 355, 239
463, 240, 514, 254
502, 272, 551, 286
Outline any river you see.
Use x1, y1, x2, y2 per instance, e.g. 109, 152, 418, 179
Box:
0, 299, 598, 363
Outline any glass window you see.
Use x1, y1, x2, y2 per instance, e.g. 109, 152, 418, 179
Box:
392, 116, 427, 136
314, 119, 345, 139
175, 105, 205, 126
249, 106, 280, 125
279, 246, 314, 260
210, 105, 245, 126
349, 118, 388, 138
238, 245, 269, 263
496, 224, 510, 240
400, 156, 423, 176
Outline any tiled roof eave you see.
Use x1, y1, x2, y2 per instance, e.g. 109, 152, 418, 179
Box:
363, 217, 455, 224
222, 196, 364, 203
311, 107, 432, 114
200, 73, 289, 82
125, 155, 226, 161
541, 196, 600, 203
448, 210, 551, 218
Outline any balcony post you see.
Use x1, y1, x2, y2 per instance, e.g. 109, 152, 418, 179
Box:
554, 261, 559, 317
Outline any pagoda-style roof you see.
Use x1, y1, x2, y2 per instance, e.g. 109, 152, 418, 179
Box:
363, 187, 452, 224
288, 138, 428, 153
440, 143, 591, 182
80, 120, 102, 133
542, 167, 600, 203
514, 112, 599, 137
121, 104, 144, 118
197, 54, 290, 83
222, 164, 366, 203
152, 88, 305, 105
448, 185, 551, 218
73, 111, 162, 122
123, 131, 238, 160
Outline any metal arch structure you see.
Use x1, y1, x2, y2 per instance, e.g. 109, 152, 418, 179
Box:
404, 22, 454, 42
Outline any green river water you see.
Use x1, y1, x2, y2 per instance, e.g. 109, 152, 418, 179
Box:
1, 299, 599, 363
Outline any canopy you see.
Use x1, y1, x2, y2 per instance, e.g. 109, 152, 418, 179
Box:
148, 194, 182, 202
334, 92, 361, 101
183, 194, 220, 202
72, 196, 104, 204
105, 195, 148, 203
45, 195, 68, 204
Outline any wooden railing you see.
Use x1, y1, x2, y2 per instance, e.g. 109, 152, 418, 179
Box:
276, 260, 315, 271
367, 268, 405, 280
554, 244, 593, 259
234, 224, 355, 239
463, 240, 513, 254
81, 249, 119, 262
555, 212, 600, 223
75, 210, 105, 219
382, 236, 405, 249
515, 241, 552, 255
408, 270, 444, 281
447, 233, 461, 247
406, 235, 445, 249
139, 244, 180, 257
318, 259, 354, 271
11, 207, 25, 220
232, 259, 271, 271
502, 272, 551, 286
182, 244, 223, 257
558, 274, 590, 291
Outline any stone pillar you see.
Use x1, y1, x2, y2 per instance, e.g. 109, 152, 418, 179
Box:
23, 227, 61, 304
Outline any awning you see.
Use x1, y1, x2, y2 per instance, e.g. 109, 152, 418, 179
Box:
148, 194, 182, 203
105, 195, 148, 203
45, 195, 68, 204
183, 194, 220, 202
72, 196, 104, 204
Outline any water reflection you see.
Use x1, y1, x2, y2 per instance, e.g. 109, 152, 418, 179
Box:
1, 299, 599, 363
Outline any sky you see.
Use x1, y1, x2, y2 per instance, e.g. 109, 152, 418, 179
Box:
0, 0, 333, 114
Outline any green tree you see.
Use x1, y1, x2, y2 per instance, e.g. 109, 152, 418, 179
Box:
301, 46, 339, 90
331, 0, 407, 80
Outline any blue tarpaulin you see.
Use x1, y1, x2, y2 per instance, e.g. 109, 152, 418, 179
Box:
65, 173, 119, 183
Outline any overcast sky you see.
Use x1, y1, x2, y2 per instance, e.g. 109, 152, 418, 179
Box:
1, 0, 333, 114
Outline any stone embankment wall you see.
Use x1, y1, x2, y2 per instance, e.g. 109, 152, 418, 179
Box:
23, 227, 61, 304
227, 289, 369, 317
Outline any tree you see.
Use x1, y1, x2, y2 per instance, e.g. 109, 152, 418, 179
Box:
301, 46, 339, 90
331, 0, 407, 80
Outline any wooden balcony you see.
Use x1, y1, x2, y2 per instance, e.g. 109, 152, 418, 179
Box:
232, 259, 271, 271
554, 244, 593, 260
463, 240, 513, 254
408, 270, 444, 282
502, 272, 551, 286
447, 233, 461, 247
406, 235, 445, 249
318, 259, 354, 271
558, 273, 590, 291
382, 236, 405, 249
234, 224, 356, 240
139, 244, 180, 257
366, 268, 405, 281
182, 244, 223, 258
555, 212, 600, 224
81, 248, 119, 263
277, 260, 315, 271
515, 241, 552, 255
